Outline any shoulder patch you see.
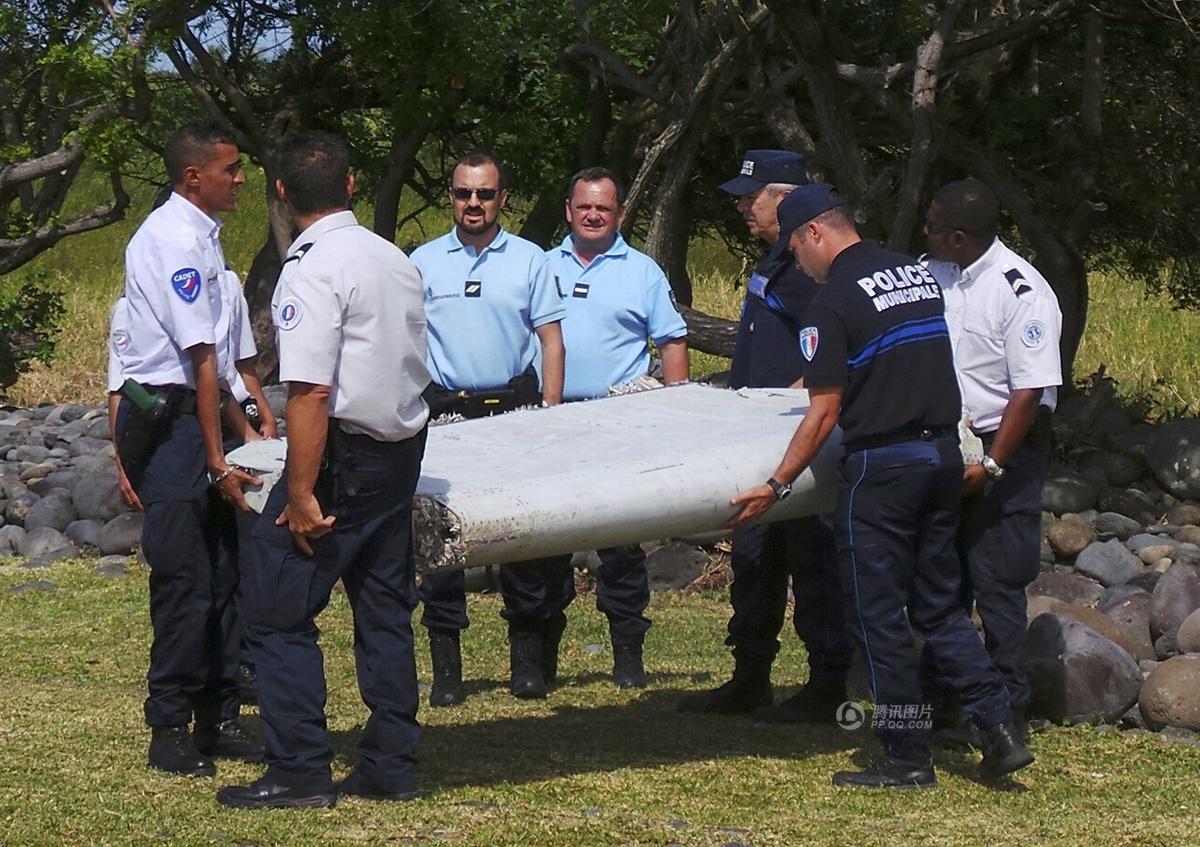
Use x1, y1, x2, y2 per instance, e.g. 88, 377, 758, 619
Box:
1021, 319, 1048, 348
111, 329, 130, 354
799, 326, 819, 361
276, 297, 303, 331
1003, 267, 1034, 299
171, 268, 202, 303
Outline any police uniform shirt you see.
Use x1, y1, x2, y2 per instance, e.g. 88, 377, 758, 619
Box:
271, 210, 429, 442
925, 238, 1063, 433
107, 297, 132, 393
122, 191, 229, 387
412, 227, 565, 393
216, 269, 258, 402
801, 240, 961, 449
729, 236, 823, 390
548, 234, 687, 401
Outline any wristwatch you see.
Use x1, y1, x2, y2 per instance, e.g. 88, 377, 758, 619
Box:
981, 455, 1006, 480
766, 476, 793, 501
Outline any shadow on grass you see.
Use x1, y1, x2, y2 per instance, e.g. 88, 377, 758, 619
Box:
328, 688, 861, 791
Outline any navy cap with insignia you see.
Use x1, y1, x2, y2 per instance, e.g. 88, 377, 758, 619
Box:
719, 149, 809, 196
776, 182, 846, 235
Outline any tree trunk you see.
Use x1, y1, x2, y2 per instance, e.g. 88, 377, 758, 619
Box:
243, 232, 284, 382
677, 305, 736, 358
517, 191, 564, 249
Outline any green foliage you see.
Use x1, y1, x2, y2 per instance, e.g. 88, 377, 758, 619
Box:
0, 269, 64, 389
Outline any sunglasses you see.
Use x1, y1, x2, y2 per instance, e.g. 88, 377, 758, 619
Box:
451, 187, 500, 201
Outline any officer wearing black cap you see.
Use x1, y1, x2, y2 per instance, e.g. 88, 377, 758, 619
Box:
729, 183, 1034, 788
677, 150, 852, 722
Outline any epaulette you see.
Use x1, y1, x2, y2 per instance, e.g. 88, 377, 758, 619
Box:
281, 242, 315, 267
1003, 267, 1034, 298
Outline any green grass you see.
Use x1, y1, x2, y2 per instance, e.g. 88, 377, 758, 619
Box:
5, 168, 1200, 415
1, 557, 1199, 847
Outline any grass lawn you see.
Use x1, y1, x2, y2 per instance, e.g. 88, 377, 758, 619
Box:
1, 557, 1197, 847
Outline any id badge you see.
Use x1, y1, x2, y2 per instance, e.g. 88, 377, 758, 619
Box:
747, 272, 769, 300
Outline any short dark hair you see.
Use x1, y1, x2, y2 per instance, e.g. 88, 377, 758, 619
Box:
277, 131, 352, 216
932, 178, 999, 236
449, 151, 508, 190
568, 167, 626, 205
163, 121, 238, 184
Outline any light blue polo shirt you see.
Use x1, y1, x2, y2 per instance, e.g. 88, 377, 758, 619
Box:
412, 226, 565, 392
548, 234, 687, 401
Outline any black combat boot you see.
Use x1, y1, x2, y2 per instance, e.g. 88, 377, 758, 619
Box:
148, 726, 215, 777
832, 756, 937, 789
753, 678, 846, 724
676, 657, 772, 713
979, 720, 1035, 782
194, 718, 265, 762
428, 631, 465, 707
509, 627, 547, 699
540, 614, 567, 687
612, 643, 646, 689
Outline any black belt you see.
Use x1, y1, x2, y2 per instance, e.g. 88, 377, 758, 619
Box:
847, 424, 956, 452
144, 385, 197, 416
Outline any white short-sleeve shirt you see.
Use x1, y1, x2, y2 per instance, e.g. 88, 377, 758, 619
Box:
271, 210, 430, 441
925, 238, 1063, 433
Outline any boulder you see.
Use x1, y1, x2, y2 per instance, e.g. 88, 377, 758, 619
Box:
1139, 544, 1178, 566
1074, 539, 1143, 587
1145, 418, 1200, 499
1167, 504, 1200, 526
86, 417, 111, 440
71, 454, 114, 474
64, 519, 104, 549
20, 547, 76, 569
99, 512, 143, 555
1026, 594, 1067, 622
4, 492, 39, 527
0, 524, 26, 554
1176, 608, 1200, 654
17, 526, 73, 558
1128, 570, 1162, 593
1020, 613, 1143, 724
644, 542, 709, 590
8, 444, 50, 463
1055, 605, 1143, 659
71, 471, 125, 522
1027, 571, 1104, 606
1125, 533, 1179, 555
1139, 654, 1200, 731
1094, 512, 1143, 539
1047, 514, 1096, 558
1176, 526, 1200, 546
1078, 451, 1143, 488
1150, 563, 1200, 640
1099, 489, 1161, 526
1097, 584, 1148, 613
1100, 592, 1157, 662
19, 462, 58, 482
1041, 470, 1099, 515
23, 491, 77, 532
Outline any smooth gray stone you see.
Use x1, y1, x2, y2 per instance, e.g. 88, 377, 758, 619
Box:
1042, 469, 1099, 515
0, 524, 26, 554
644, 541, 708, 591
1146, 418, 1200, 499
71, 471, 124, 522
1102, 592, 1157, 662
86, 417, 111, 440
19, 462, 58, 482
1126, 533, 1181, 554
70, 455, 115, 474
65, 519, 104, 548
1075, 539, 1143, 587
19, 547, 77, 569
1097, 584, 1148, 612
95, 557, 129, 577
1150, 562, 1200, 640
27, 406, 53, 421
18, 526, 72, 558
99, 512, 143, 555
8, 444, 49, 464
1094, 512, 1143, 539
1140, 655, 1200, 731
23, 491, 77, 532
5, 492, 39, 527
1027, 570, 1105, 606
1099, 488, 1161, 526
67, 436, 111, 458
1078, 451, 1144, 488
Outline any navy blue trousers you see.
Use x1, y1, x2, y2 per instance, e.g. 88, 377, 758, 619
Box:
836, 436, 1011, 763
118, 401, 240, 728
420, 545, 651, 644
242, 427, 426, 792
727, 516, 852, 684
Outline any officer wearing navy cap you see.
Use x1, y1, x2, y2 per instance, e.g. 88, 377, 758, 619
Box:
677, 150, 852, 722
218, 130, 430, 808
728, 184, 1035, 788
920, 179, 1062, 735
118, 121, 263, 778
410, 152, 570, 705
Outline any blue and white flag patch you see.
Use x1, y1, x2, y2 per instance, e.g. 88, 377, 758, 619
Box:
172, 268, 202, 303
799, 326, 819, 361
277, 297, 303, 331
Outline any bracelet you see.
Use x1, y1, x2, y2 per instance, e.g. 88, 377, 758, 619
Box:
209, 465, 236, 485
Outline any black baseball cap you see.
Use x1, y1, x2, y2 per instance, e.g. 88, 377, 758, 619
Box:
776, 182, 846, 235
719, 149, 808, 196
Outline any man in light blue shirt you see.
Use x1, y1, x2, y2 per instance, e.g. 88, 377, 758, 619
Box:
410, 152, 569, 706
545, 166, 689, 686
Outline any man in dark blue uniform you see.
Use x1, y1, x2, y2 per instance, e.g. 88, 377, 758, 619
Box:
729, 184, 1034, 788
678, 150, 852, 722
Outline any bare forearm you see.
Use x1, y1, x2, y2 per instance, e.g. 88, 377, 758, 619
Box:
773, 389, 842, 484
285, 383, 331, 501
988, 388, 1042, 465
189, 344, 226, 472
660, 338, 689, 385
238, 357, 277, 432
535, 322, 564, 406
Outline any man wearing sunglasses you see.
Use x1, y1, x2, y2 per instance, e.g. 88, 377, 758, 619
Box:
410, 152, 568, 705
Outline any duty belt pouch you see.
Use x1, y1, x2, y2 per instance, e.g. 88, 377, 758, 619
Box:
508, 369, 542, 408
116, 379, 171, 469
422, 382, 461, 420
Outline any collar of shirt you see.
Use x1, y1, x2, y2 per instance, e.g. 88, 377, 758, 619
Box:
166, 191, 221, 241
288, 210, 358, 257
447, 225, 509, 259
557, 232, 629, 270
959, 236, 1004, 285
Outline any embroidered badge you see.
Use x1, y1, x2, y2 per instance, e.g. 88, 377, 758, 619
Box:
573, 283, 590, 299
172, 268, 202, 303
277, 297, 303, 331
1004, 268, 1033, 298
464, 279, 482, 298
1021, 319, 1047, 348
799, 326, 819, 361
111, 330, 130, 354
740, 159, 754, 176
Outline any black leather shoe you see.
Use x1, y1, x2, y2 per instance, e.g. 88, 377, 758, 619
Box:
676, 671, 772, 714
540, 614, 567, 686
195, 718, 264, 762
216, 779, 336, 809
979, 721, 1035, 781
509, 628, 547, 699
337, 770, 417, 802
752, 681, 846, 725
237, 663, 258, 706
148, 726, 215, 777
612, 643, 646, 689
832, 756, 937, 789
429, 632, 465, 707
